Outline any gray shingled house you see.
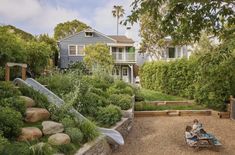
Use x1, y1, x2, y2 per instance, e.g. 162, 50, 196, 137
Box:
58, 28, 136, 83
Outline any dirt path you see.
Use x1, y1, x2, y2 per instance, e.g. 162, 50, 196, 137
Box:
113, 116, 235, 155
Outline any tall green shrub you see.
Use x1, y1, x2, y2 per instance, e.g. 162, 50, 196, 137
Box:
26, 41, 51, 75
140, 58, 196, 98
0, 107, 23, 139
194, 49, 235, 110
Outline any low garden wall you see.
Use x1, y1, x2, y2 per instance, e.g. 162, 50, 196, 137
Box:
76, 108, 134, 155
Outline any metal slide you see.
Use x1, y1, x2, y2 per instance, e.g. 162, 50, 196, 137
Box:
13, 78, 124, 145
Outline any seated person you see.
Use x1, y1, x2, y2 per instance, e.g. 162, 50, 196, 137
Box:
185, 125, 198, 146
192, 119, 203, 134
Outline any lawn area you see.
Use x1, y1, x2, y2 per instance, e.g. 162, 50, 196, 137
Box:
140, 88, 187, 101
134, 102, 206, 111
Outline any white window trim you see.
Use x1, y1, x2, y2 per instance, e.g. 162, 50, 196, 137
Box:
68, 44, 77, 56
68, 44, 85, 56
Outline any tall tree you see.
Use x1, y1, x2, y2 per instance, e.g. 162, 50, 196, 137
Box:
0, 27, 27, 66
112, 5, 125, 35
37, 34, 58, 66
127, 1, 235, 44
54, 19, 89, 40
84, 43, 114, 73
2, 25, 35, 41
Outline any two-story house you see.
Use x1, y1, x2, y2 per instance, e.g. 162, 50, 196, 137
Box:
136, 38, 193, 66
58, 28, 136, 83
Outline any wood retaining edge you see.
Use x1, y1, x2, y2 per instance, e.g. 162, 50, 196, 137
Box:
148, 100, 194, 106
134, 110, 212, 117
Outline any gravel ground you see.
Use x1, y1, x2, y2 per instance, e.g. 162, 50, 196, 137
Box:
113, 116, 235, 155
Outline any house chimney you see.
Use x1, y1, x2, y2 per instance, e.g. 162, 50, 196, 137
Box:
125, 26, 132, 39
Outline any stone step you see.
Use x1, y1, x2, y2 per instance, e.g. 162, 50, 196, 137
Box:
18, 127, 42, 141
25, 108, 50, 123
19, 96, 36, 107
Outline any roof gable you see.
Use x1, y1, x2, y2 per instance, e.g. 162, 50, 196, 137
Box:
58, 29, 116, 43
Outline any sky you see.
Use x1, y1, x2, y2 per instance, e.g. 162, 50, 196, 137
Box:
0, 0, 140, 42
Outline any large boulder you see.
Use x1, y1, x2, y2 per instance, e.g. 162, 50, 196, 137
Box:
25, 108, 50, 123
48, 133, 71, 145
42, 121, 64, 135
18, 127, 42, 141
19, 96, 36, 107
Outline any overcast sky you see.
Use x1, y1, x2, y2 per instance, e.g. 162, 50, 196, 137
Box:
0, 0, 140, 41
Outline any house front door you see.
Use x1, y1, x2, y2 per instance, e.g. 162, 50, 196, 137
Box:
122, 67, 129, 83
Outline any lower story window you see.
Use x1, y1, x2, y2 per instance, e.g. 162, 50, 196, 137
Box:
122, 68, 128, 76
112, 68, 120, 75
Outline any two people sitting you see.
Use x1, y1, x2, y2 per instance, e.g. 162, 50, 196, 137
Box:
185, 119, 221, 146
185, 119, 202, 146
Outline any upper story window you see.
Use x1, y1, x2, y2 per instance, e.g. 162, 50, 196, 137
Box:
126, 47, 135, 53
69, 45, 76, 56
85, 32, 93, 37
118, 48, 123, 53
112, 47, 117, 52
168, 47, 175, 58
77, 45, 85, 55
68, 45, 85, 56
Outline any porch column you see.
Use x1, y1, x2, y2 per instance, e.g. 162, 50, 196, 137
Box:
129, 65, 134, 84
109, 46, 112, 55
123, 47, 126, 61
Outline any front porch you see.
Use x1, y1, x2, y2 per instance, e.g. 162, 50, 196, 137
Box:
112, 64, 134, 84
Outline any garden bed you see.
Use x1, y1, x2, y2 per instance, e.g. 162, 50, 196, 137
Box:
134, 100, 211, 117
139, 88, 187, 101
135, 101, 205, 111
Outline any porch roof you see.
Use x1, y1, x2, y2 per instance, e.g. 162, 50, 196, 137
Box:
108, 35, 134, 44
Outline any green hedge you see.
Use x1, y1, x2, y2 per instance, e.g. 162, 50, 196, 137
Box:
140, 58, 196, 98
140, 49, 235, 111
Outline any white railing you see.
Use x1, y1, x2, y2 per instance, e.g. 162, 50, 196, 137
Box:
112, 52, 136, 62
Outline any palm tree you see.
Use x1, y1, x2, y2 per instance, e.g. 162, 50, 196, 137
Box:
112, 5, 125, 36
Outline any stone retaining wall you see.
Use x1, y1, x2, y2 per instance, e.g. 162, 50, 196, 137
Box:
76, 108, 134, 155
75, 136, 111, 155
